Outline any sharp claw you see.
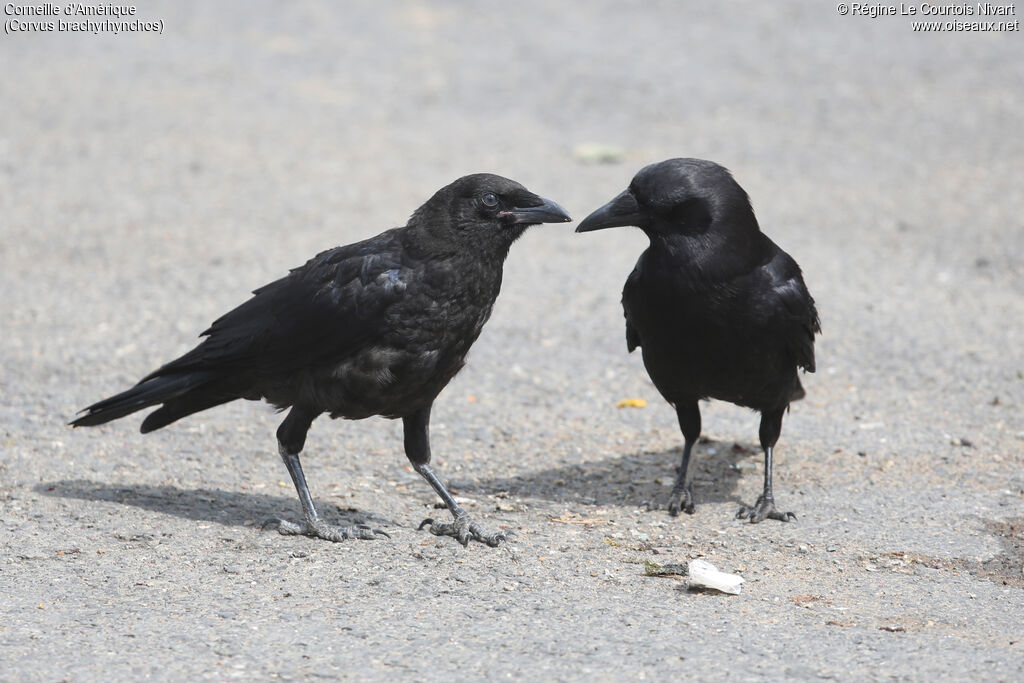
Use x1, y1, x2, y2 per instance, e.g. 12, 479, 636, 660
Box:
418, 518, 435, 531
352, 523, 391, 539
263, 517, 390, 541
417, 515, 507, 547
667, 485, 695, 517
736, 496, 795, 524
266, 517, 306, 535
772, 511, 796, 523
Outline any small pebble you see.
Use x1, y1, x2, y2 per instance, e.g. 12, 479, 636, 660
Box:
573, 142, 626, 164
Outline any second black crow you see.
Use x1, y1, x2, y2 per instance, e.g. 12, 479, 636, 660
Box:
72, 173, 571, 546
577, 158, 819, 523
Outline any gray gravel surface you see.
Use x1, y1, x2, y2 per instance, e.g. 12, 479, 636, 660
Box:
2, 2, 1023, 680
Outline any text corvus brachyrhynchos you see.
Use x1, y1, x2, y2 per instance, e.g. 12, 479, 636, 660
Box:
72, 174, 571, 546
577, 159, 819, 523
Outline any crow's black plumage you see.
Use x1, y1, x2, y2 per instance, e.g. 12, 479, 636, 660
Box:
72, 174, 571, 546
577, 159, 819, 523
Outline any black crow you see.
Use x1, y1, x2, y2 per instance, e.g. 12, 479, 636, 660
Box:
72, 174, 571, 546
576, 159, 819, 523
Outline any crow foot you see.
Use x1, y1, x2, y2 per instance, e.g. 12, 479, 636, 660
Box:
737, 495, 796, 524
418, 512, 507, 547
667, 483, 696, 517
263, 518, 391, 542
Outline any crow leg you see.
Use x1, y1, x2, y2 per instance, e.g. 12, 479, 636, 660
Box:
404, 404, 506, 547
737, 408, 796, 523
667, 401, 700, 516
265, 406, 389, 542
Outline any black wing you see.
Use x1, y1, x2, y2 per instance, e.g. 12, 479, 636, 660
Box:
141, 228, 417, 383
622, 266, 643, 353
756, 245, 820, 373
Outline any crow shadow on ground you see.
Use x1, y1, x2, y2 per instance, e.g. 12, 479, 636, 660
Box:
36, 480, 392, 530
474, 438, 759, 510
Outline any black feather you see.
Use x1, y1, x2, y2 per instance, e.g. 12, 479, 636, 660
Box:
70, 371, 218, 427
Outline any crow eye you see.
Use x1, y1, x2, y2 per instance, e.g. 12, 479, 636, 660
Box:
480, 193, 499, 208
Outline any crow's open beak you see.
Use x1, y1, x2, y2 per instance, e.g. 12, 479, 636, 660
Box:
575, 189, 644, 232
502, 196, 572, 225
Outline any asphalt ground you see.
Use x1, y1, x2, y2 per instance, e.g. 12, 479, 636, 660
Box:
1, 2, 1022, 680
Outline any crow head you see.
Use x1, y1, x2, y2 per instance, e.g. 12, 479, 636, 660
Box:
414, 174, 571, 250
576, 158, 757, 240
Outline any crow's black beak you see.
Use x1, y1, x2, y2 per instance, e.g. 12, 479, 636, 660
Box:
575, 189, 645, 232
502, 196, 572, 225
